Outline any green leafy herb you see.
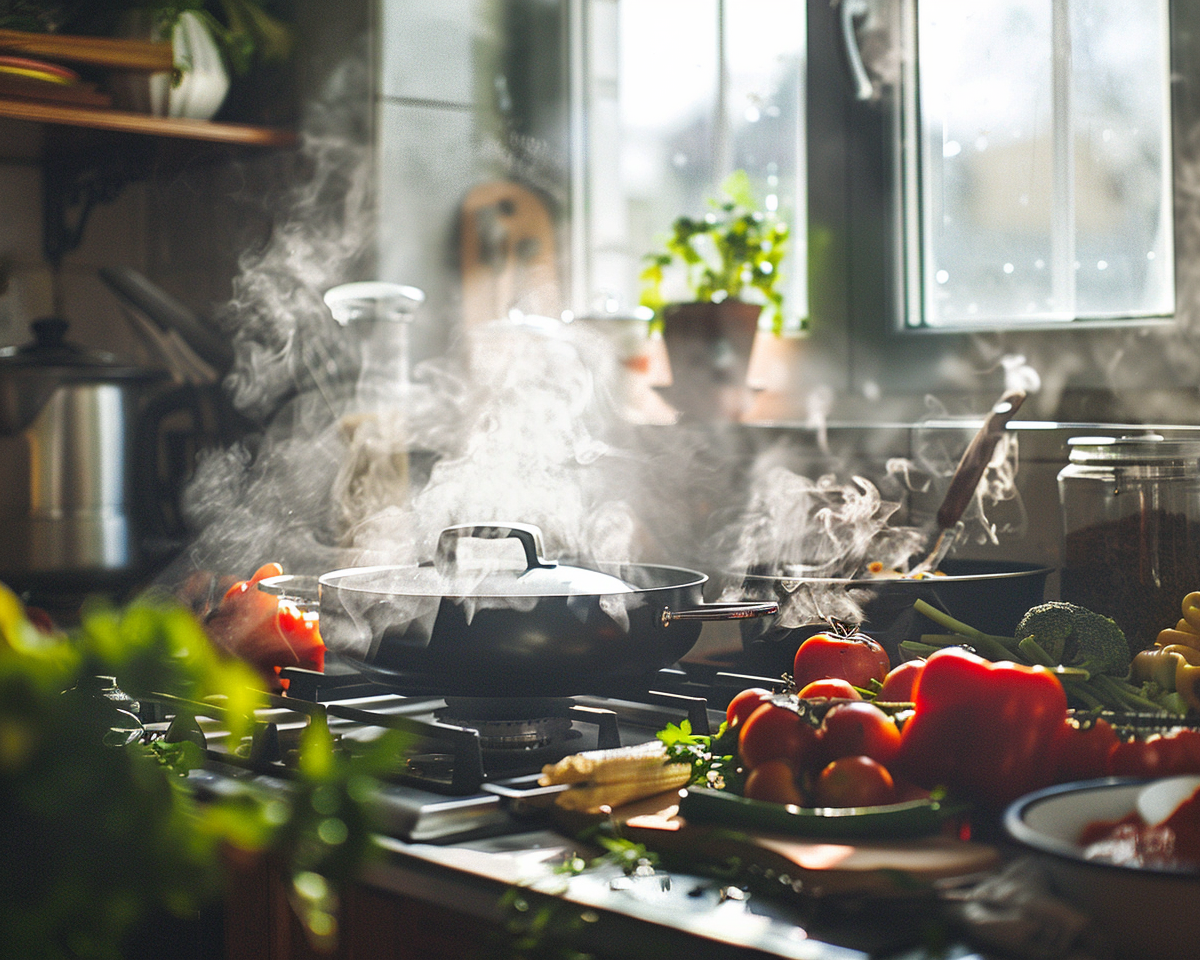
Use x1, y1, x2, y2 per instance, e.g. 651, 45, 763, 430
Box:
657, 719, 743, 793
0, 583, 405, 959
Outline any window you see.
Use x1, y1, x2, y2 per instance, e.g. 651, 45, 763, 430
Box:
899, 0, 1174, 329
571, 0, 806, 331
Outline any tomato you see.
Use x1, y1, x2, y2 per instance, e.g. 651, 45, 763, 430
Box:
725, 687, 774, 728
797, 678, 861, 701
1107, 736, 1173, 779
743, 759, 806, 805
1105, 730, 1200, 779
1051, 717, 1118, 783
1162, 728, 1200, 773
819, 701, 902, 766
814, 755, 896, 808
738, 701, 820, 770
793, 630, 890, 691
877, 659, 925, 703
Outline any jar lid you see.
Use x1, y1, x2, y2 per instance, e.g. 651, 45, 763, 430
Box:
1067, 434, 1200, 465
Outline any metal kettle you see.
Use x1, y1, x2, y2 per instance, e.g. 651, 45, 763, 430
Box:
0, 317, 166, 588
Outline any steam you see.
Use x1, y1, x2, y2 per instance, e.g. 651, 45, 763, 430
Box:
166, 47, 1042, 645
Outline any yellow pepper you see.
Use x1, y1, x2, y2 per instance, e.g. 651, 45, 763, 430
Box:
1182, 591, 1200, 633
1157, 627, 1200, 651
1133, 644, 1200, 712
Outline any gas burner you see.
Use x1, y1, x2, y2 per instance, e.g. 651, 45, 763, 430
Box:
436, 697, 581, 754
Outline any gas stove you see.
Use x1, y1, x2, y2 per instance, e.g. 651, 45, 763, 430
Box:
145, 653, 1007, 960
161, 652, 782, 844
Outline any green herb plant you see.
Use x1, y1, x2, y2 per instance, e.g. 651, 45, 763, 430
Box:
638, 170, 791, 334
0, 583, 405, 960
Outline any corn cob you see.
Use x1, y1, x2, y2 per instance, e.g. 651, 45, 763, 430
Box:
539, 740, 674, 786
552, 762, 692, 814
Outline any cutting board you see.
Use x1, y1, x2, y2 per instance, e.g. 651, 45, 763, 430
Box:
459, 180, 560, 326
557, 793, 1001, 899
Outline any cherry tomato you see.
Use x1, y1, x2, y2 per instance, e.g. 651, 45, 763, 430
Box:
793, 630, 890, 691
797, 678, 861, 701
814, 755, 896, 808
1107, 736, 1173, 779
725, 687, 774, 728
1051, 717, 1118, 783
1162, 728, 1200, 773
738, 701, 819, 771
877, 659, 925, 703
819, 701, 902, 766
743, 759, 806, 805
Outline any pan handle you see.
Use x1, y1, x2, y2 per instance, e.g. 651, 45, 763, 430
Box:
661, 600, 779, 627
435, 522, 558, 572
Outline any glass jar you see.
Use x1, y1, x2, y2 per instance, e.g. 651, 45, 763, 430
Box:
1058, 434, 1200, 656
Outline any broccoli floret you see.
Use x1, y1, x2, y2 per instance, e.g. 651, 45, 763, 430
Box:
1015, 601, 1129, 677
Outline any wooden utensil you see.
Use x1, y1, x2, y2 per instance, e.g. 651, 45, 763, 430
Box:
459, 180, 560, 326
911, 389, 1027, 575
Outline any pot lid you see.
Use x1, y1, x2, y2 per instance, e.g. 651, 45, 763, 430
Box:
321, 523, 637, 598
0, 317, 160, 379
321, 562, 635, 599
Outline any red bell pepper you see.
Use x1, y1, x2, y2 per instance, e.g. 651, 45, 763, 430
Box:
894, 647, 1068, 809
204, 563, 325, 688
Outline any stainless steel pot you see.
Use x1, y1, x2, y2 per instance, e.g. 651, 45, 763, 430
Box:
274, 523, 779, 696
0, 317, 166, 585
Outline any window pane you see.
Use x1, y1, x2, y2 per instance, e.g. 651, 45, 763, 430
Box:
1071, 0, 1173, 318
725, 0, 807, 330
578, 0, 805, 329
910, 0, 1173, 328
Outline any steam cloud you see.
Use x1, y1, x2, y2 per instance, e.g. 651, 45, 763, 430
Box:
166, 49, 1036, 648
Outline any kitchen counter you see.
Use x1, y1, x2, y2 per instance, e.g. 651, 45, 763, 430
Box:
223, 803, 1008, 960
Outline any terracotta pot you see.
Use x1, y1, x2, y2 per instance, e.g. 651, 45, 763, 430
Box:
658, 300, 762, 421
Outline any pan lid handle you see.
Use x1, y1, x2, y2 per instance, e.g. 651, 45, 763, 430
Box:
435, 523, 558, 573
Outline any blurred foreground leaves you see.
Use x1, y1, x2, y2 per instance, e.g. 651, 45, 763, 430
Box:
0, 583, 405, 959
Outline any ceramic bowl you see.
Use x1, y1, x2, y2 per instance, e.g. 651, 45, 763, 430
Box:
1004, 777, 1200, 960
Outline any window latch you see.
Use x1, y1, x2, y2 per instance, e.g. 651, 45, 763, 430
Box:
839, 0, 875, 101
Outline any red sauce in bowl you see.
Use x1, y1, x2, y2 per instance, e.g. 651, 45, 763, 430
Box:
1080, 788, 1200, 869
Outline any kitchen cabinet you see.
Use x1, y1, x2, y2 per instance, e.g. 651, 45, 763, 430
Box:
223, 857, 498, 960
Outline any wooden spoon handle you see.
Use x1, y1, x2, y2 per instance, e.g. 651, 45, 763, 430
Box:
935, 389, 1027, 531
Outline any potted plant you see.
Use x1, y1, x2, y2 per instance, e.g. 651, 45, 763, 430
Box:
638, 170, 791, 422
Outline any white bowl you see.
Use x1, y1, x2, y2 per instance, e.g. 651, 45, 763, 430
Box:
1005, 778, 1200, 960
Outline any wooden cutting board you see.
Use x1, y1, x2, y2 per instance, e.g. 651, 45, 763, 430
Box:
558, 793, 1001, 899
459, 180, 560, 326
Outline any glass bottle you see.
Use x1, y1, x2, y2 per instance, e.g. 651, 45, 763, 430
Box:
1058, 434, 1200, 656
323, 282, 425, 545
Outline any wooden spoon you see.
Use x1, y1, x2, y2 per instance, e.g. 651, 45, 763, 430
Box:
911, 389, 1027, 575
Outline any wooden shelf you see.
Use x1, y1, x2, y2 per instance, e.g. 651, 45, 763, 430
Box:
0, 97, 297, 147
